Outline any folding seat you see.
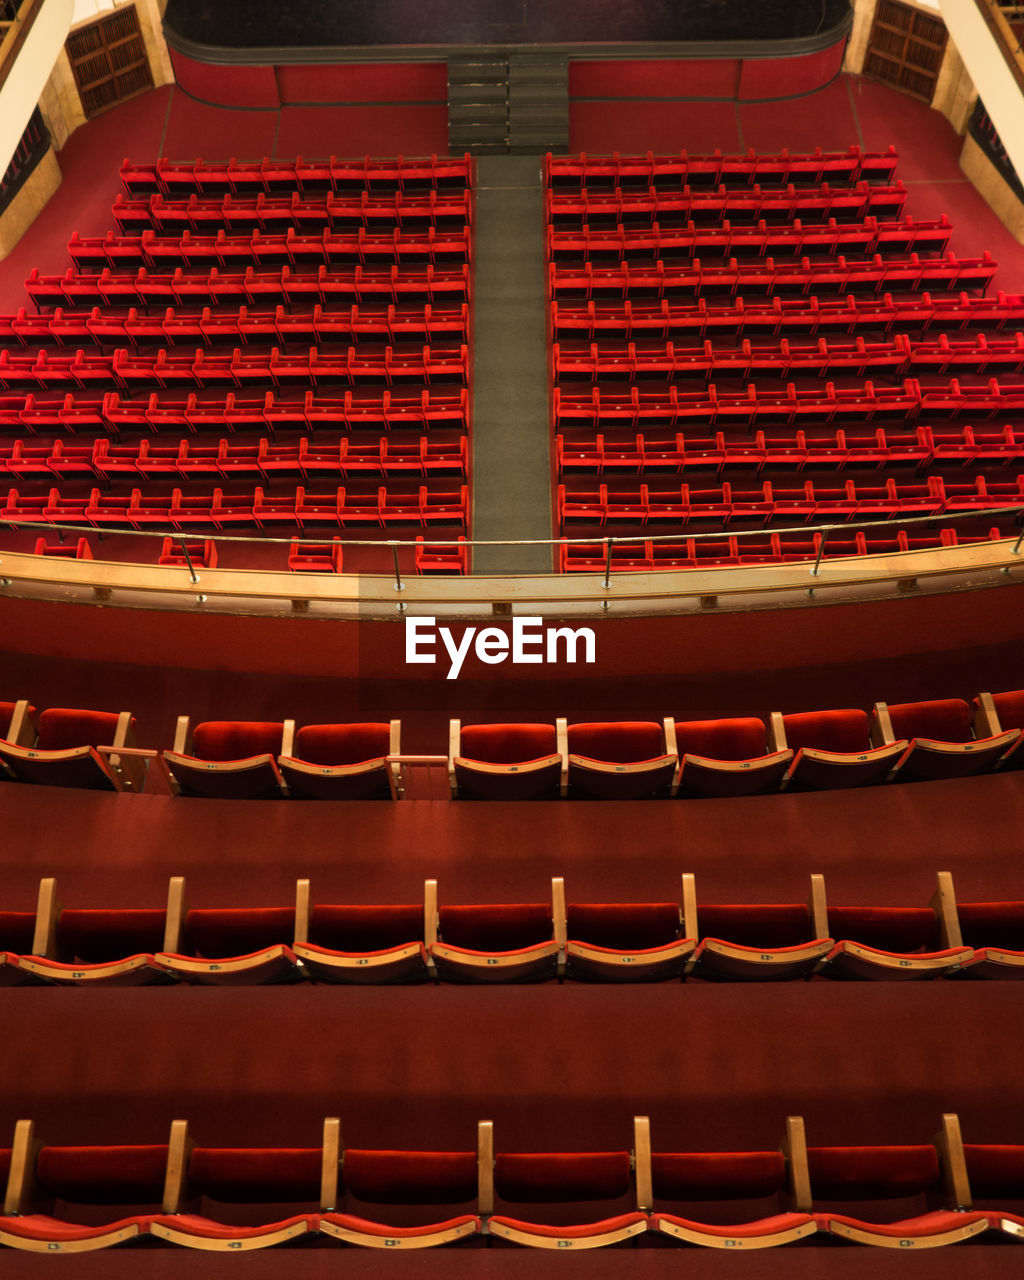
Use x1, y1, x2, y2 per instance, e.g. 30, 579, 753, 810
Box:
686, 873, 833, 980
805, 1116, 989, 1247
0, 705, 144, 792
158, 537, 218, 569
429, 878, 565, 983
148, 1118, 324, 1249
483, 1120, 648, 1248
291, 879, 432, 983
973, 688, 1024, 771
162, 717, 287, 799
957, 1121, 1024, 1238
320, 1123, 481, 1247
0, 1119, 171, 1251
936, 868, 1024, 980
674, 716, 792, 798
642, 1115, 817, 1247
32, 536, 93, 560
415, 535, 468, 574
819, 871, 972, 980
565, 875, 694, 981
448, 720, 566, 800
287, 536, 343, 573
278, 719, 400, 800
872, 697, 1020, 782
770, 707, 906, 790
15, 876, 176, 986
565, 719, 678, 799
153, 876, 302, 985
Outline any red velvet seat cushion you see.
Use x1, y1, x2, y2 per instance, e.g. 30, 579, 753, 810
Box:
0, 1213, 151, 1241
956, 902, 1024, 951
58, 909, 167, 963
567, 903, 681, 949
651, 1151, 787, 1200
342, 1151, 477, 1204
807, 1145, 940, 1199
150, 1212, 314, 1239
184, 908, 295, 956
187, 1148, 322, 1203
494, 1152, 632, 1203
885, 699, 972, 743
459, 724, 556, 764
818, 1208, 986, 1237
990, 690, 1024, 732
294, 724, 391, 766
36, 709, 127, 751
825, 906, 938, 952
320, 1212, 479, 1236
36, 1146, 169, 1204
0, 911, 36, 953
567, 722, 665, 763
697, 904, 812, 948
782, 709, 871, 753
437, 905, 552, 951
962, 1145, 1024, 1197
674, 718, 767, 760
310, 905, 423, 951
488, 1211, 646, 1238
191, 721, 284, 762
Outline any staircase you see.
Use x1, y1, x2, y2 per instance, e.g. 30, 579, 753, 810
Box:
447, 51, 569, 155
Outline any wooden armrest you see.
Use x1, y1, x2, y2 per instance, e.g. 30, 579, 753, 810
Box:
163, 1119, 192, 1213
972, 692, 1001, 738
808, 873, 828, 939
936, 1113, 971, 1210
681, 872, 697, 942
320, 1117, 340, 1212
633, 1116, 652, 1212
4, 1120, 43, 1216
781, 1116, 811, 1213
870, 701, 895, 747
477, 1120, 494, 1216
768, 711, 788, 752
31, 877, 60, 960
448, 719, 460, 795
556, 717, 568, 798
163, 876, 186, 954
931, 871, 962, 948
172, 715, 191, 755
294, 877, 310, 947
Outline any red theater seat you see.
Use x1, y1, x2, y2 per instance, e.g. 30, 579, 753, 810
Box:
153, 877, 302, 985
687, 873, 832, 980
973, 688, 1024, 770
0, 1120, 169, 1252
291, 878, 433, 984
0, 706, 143, 792
429, 879, 564, 983
565, 719, 677, 799
772, 707, 906, 790
959, 1129, 1024, 1239
873, 698, 1020, 782
448, 720, 566, 800
565, 876, 694, 981
319, 1135, 481, 1248
278, 720, 399, 800
642, 1116, 817, 1248
286, 537, 343, 573
157, 537, 218, 569
483, 1122, 647, 1249
162, 716, 286, 799
937, 869, 1024, 980
674, 717, 792, 798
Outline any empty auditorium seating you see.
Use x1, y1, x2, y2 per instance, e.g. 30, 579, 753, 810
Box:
564, 719, 678, 799
564, 877, 694, 981
162, 718, 287, 799
937, 869, 1024, 980
277, 720, 401, 799
0, 704, 143, 792
873, 698, 1020, 782
771, 708, 906, 789
674, 716, 792, 798
291, 879, 433, 984
429, 879, 564, 984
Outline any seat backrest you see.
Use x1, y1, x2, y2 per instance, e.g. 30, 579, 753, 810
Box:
187, 1147, 322, 1204
437, 904, 552, 951
782, 708, 871, 753
566, 721, 665, 763
674, 717, 767, 760
961, 1144, 1024, 1201
57, 909, 167, 963
36, 708, 126, 751
341, 1150, 477, 1205
885, 699, 972, 743
459, 723, 557, 764
650, 1150, 787, 1202
806, 1144, 940, 1202
183, 907, 295, 956
309, 904, 423, 950
294, 723, 391, 765
566, 903, 681, 948
697, 903, 812, 948
825, 905, 938, 952
35, 1145, 170, 1205
191, 721, 284, 761
494, 1151, 632, 1205
955, 900, 1024, 950
991, 689, 1024, 732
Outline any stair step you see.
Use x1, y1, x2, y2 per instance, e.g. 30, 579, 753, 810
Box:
449, 104, 508, 126
448, 83, 508, 105
510, 84, 568, 107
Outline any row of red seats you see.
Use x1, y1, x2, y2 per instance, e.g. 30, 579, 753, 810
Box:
2, 868, 1018, 985
557, 477, 1024, 524
0, 484, 469, 530
120, 153, 472, 197
545, 144, 900, 188
0, 302, 470, 349
0, 344, 469, 391
547, 216, 952, 262
549, 253, 998, 300
553, 334, 1024, 381
67, 226, 472, 272
7, 1111, 1021, 1252
556, 426, 1024, 474
449, 694, 1024, 799
553, 379, 1024, 427
28, 534, 467, 576
550, 292, 1024, 340
0, 388, 470, 434
25, 263, 472, 310
546, 181, 909, 226
0, 435, 468, 481
112, 188, 473, 235
558, 528, 1000, 571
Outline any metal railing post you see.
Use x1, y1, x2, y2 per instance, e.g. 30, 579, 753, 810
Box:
603, 537, 614, 589
810, 528, 829, 577
179, 536, 198, 585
